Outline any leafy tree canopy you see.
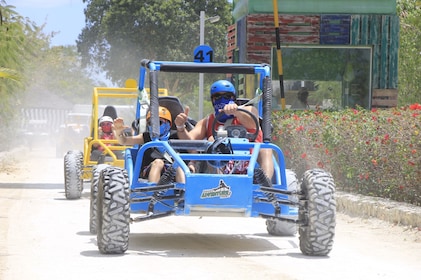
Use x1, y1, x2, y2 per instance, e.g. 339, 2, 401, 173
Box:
77, 0, 232, 88
0, 1, 99, 151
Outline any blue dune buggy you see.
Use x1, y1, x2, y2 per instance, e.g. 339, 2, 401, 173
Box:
94, 60, 336, 256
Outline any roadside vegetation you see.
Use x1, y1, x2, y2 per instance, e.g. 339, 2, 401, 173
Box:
0, 0, 420, 204
273, 104, 421, 206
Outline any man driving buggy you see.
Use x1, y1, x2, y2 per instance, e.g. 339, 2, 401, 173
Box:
112, 106, 186, 183
174, 79, 274, 178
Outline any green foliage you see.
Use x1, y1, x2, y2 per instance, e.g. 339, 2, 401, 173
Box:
272, 105, 421, 206
397, 0, 421, 105
0, 1, 45, 149
77, 0, 232, 89
0, 2, 97, 151
23, 45, 98, 106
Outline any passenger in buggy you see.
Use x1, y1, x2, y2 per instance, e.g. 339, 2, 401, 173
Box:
91, 106, 124, 161
113, 106, 187, 183
174, 80, 274, 179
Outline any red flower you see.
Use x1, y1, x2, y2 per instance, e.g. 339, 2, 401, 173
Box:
301, 153, 307, 159
381, 134, 390, 144
409, 103, 421, 110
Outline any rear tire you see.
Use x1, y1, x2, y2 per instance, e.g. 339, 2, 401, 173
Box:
299, 169, 336, 256
89, 164, 109, 234
266, 169, 298, 236
97, 167, 130, 254
64, 150, 83, 199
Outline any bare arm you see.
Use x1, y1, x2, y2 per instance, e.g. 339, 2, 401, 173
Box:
174, 106, 207, 140
224, 103, 259, 130
112, 117, 145, 145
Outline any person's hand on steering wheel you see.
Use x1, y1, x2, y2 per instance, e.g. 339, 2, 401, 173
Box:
213, 107, 260, 141
220, 102, 238, 116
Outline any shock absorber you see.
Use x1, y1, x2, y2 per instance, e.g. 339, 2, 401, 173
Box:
254, 168, 281, 215
147, 166, 176, 214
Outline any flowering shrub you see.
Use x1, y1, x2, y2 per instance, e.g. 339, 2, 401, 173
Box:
272, 104, 421, 206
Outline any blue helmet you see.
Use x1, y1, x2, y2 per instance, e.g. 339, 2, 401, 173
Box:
210, 80, 236, 98
210, 80, 236, 122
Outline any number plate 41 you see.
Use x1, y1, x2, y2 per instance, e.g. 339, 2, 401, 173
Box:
194, 45, 214, 63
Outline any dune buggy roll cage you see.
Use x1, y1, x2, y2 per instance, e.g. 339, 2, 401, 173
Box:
138, 59, 273, 144
93, 60, 336, 256
131, 59, 292, 218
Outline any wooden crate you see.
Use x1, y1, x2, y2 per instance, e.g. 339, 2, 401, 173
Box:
371, 89, 398, 108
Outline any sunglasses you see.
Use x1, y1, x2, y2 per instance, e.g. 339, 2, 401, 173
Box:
148, 118, 170, 125
159, 119, 170, 125
212, 92, 235, 101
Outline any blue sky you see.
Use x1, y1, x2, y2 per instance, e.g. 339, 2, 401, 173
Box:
11, 0, 86, 46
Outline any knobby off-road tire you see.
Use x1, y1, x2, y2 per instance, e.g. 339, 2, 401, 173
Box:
299, 168, 336, 256
97, 167, 130, 254
64, 150, 83, 199
266, 169, 299, 236
89, 164, 109, 234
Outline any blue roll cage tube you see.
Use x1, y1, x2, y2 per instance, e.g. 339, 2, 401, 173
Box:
128, 59, 291, 219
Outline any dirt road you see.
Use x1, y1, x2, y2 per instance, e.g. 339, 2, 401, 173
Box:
1, 148, 421, 280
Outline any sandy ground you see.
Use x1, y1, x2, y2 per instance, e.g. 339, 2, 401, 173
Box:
1, 147, 421, 280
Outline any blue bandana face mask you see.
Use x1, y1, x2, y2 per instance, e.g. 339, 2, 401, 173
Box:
148, 120, 171, 141
213, 98, 235, 123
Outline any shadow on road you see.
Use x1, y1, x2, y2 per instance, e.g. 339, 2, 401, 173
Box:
0, 183, 63, 189
78, 232, 313, 259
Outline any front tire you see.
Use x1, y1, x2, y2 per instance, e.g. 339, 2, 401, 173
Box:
97, 167, 130, 254
64, 151, 83, 199
266, 169, 298, 236
89, 164, 109, 234
299, 169, 336, 256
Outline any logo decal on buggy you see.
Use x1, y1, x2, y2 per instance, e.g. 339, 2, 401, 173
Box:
201, 180, 232, 199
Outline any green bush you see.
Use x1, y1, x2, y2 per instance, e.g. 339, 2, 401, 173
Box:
272, 104, 421, 206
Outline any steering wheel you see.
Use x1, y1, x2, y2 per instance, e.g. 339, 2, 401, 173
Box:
206, 137, 233, 169
212, 107, 260, 142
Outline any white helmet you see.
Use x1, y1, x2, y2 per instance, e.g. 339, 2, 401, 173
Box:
99, 116, 113, 125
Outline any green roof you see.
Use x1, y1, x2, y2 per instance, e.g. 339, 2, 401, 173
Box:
233, 0, 397, 20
